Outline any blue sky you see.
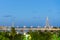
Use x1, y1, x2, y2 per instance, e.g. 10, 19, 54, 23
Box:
0, 0, 60, 27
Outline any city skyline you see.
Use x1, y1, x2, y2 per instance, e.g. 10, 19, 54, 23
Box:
0, 0, 60, 26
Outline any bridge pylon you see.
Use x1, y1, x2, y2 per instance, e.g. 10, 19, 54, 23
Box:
44, 17, 51, 29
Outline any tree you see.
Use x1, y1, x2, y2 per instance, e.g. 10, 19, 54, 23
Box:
28, 30, 53, 40
14, 34, 22, 40
0, 32, 10, 40
10, 27, 16, 40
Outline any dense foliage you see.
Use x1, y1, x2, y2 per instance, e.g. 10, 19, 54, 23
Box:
0, 27, 60, 40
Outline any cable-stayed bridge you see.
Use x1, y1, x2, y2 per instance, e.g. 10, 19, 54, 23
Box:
0, 17, 60, 31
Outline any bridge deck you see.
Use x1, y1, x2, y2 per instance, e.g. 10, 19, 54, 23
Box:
0, 28, 60, 31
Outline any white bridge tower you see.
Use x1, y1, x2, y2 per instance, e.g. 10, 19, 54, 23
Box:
45, 17, 51, 28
